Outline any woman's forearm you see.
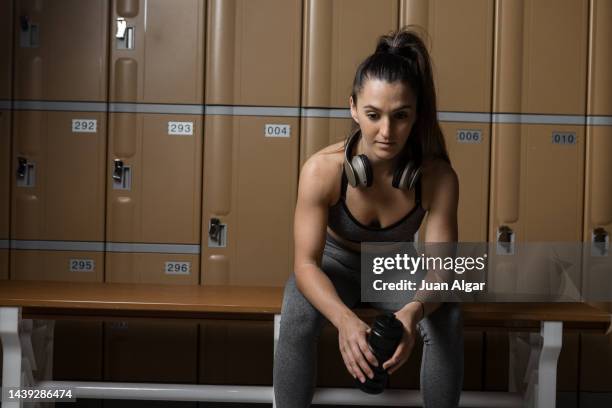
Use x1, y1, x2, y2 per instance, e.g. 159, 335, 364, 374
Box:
295, 264, 355, 328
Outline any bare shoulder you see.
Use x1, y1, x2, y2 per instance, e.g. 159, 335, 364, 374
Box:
298, 146, 344, 207
420, 157, 459, 211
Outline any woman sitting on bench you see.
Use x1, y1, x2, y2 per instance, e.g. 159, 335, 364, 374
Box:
274, 27, 463, 408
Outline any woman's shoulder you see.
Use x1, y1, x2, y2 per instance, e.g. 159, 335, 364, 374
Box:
419, 157, 458, 210
298, 142, 345, 206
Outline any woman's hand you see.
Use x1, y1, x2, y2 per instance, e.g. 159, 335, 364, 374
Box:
337, 312, 379, 383
382, 304, 421, 375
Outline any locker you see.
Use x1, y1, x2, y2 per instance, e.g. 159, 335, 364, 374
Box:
199, 320, 273, 385
302, 0, 398, 108
201, 115, 298, 286
14, 0, 109, 102
493, 0, 588, 116
206, 0, 302, 107
11, 110, 107, 281
105, 113, 202, 284
401, 0, 493, 243
110, 0, 205, 104
104, 321, 198, 383
1, 0, 12, 280
581, 0, 612, 393
299, 116, 354, 165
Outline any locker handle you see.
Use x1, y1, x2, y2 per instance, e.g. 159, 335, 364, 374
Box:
113, 159, 124, 181
116, 17, 127, 39
209, 218, 222, 244
592, 227, 609, 257
593, 228, 608, 244
20, 15, 30, 31
497, 225, 515, 255
17, 157, 28, 178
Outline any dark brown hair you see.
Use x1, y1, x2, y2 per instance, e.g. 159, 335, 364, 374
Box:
348, 26, 450, 165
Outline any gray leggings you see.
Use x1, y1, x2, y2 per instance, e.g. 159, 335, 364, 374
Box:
273, 234, 464, 407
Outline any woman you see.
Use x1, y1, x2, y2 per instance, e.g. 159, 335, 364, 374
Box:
274, 28, 463, 408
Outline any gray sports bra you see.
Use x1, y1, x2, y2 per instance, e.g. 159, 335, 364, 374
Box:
327, 171, 426, 243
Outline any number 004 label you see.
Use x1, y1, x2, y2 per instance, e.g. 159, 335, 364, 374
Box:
264, 124, 291, 138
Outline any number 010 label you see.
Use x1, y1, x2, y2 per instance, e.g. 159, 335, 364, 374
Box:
165, 261, 191, 275
69, 259, 95, 272
72, 119, 97, 133
265, 124, 291, 138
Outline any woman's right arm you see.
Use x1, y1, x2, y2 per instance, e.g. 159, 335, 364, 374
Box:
293, 156, 377, 382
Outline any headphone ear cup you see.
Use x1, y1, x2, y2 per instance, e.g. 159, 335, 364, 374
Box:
351, 154, 373, 187
392, 161, 421, 190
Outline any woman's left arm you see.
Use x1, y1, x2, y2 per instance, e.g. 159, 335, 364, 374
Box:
383, 161, 459, 374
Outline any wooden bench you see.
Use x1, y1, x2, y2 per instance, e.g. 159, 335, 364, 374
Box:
1, 280, 610, 408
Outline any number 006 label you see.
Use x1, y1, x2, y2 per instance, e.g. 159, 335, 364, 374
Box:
456, 129, 482, 143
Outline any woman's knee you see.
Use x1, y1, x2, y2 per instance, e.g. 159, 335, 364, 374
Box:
279, 275, 325, 339
418, 303, 463, 345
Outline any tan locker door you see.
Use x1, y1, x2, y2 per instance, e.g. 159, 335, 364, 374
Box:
104, 321, 198, 383
202, 115, 298, 286
299, 116, 354, 166
402, 0, 493, 243
11, 111, 106, 282
14, 0, 109, 101
581, 0, 612, 394
106, 113, 202, 285
206, 0, 302, 107
110, 0, 205, 104
302, 0, 398, 108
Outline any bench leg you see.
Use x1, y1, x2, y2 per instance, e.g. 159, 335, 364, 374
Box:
272, 314, 281, 408
1, 307, 23, 408
535, 321, 562, 408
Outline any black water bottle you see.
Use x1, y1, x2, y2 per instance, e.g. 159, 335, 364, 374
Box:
356, 313, 404, 394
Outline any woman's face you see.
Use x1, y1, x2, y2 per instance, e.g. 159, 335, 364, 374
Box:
350, 78, 417, 164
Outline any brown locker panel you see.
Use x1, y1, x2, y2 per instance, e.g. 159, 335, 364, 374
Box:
302, 0, 398, 108
110, 0, 205, 104
206, 0, 302, 107
199, 320, 273, 385
493, 0, 588, 115
489, 124, 585, 243
104, 321, 198, 383
581, 333, 612, 392
54, 320, 103, 381
1, 110, 9, 280
11, 250, 103, 282
400, 0, 494, 113
14, 0, 109, 101
201, 115, 298, 286
106, 112, 202, 284
441, 123, 490, 242
299, 116, 353, 166
587, 0, 612, 116
11, 110, 106, 281
0, 0, 12, 99
105, 253, 199, 285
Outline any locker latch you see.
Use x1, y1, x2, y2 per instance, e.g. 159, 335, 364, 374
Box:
497, 225, 515, 255
592, 228, 609, 257
116, 18, 134, 50
19, 15, 39, 48
16, 157, 35, 187
208, 218, 227, 248
112, 159, 131, 190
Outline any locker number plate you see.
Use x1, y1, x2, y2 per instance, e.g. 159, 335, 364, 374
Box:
69, 259, 95, 272
552, 132, 576, 145
72, 119, 97, 133
165, 261, 191, 275
456, 129, 482, 143
265, 124, 291, 138
168, 121, 194, 136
